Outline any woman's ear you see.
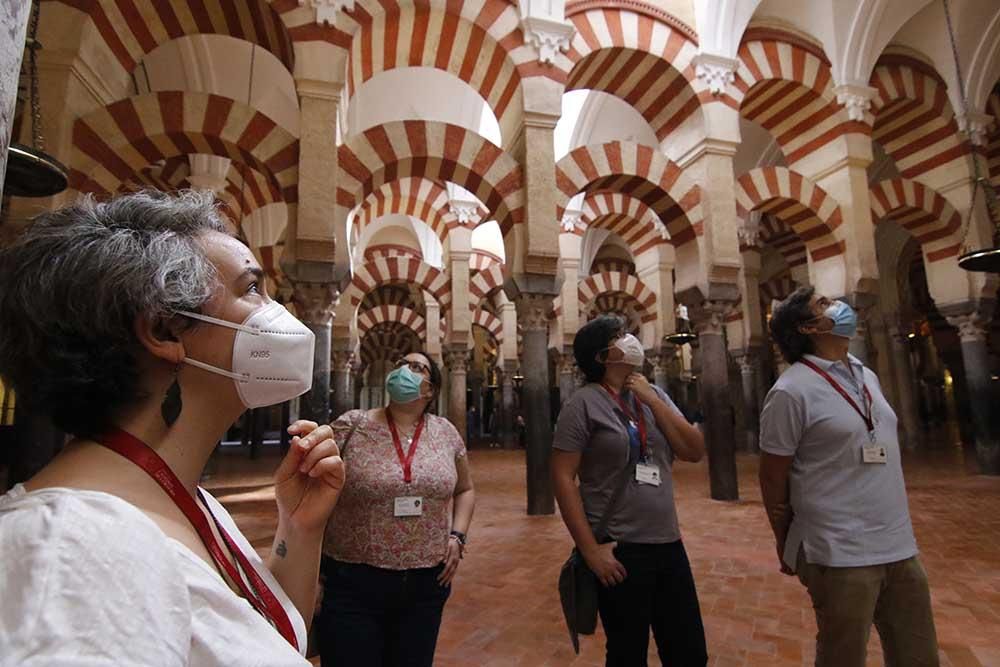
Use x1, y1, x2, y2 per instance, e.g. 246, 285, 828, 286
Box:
133, 314, 186, 365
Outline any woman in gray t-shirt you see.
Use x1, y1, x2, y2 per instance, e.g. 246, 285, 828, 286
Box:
552, 315, 708, 666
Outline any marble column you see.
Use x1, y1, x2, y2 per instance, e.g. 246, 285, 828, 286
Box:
887, 324, 923, 451
445, 348, 470, 445
945, 311, 1000, 474
846, 295, 876, 367
692, 303, 739, 500
331, 349, 354, 419
557, 348, 576, 407
737, 349, 761, 453
501, 362, 517, 449
292, 282, 338, 425
468, 370, 483, 438
0, 1, 30, 200
516, 293, 556, 515
653, 346, 675, 393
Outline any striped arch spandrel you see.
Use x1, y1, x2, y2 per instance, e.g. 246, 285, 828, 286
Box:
355, 178, 458, 246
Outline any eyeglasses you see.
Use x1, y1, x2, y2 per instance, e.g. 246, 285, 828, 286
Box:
394, 358, 430, 374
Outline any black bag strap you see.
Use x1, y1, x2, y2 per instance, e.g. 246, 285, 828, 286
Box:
336, 411, 366, 457
592, 401, 640, 543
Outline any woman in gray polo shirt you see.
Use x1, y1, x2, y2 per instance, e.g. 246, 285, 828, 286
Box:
552, 315, 708, 666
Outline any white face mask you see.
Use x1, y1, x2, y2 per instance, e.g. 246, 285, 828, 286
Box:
179, 301, 315, 409
608, 333, 645, 367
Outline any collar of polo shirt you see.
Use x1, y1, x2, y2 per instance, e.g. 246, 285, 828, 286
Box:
802, 353, 864, 370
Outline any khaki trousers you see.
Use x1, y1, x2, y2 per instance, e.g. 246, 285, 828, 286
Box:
796, 550, 939, 667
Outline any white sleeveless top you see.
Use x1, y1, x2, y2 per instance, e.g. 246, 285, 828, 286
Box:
0, 484, 309, 666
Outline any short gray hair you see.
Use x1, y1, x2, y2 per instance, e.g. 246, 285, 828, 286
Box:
0, 190, 229, 436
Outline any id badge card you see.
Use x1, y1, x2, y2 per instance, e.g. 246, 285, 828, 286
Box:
394, 496, 424, 517
635, 462, 661, 486
862, 444, 887, 464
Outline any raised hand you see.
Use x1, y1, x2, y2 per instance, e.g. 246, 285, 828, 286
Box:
273, 420, 346, 535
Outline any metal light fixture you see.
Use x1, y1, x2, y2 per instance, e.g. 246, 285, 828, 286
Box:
941, 0, 1000, 272
664, 331, 697, 346
4, 1, 67, 198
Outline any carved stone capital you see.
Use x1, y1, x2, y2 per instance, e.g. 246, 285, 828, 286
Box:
833, 83, 878, 122
515, 293, 554, 332
521, 15, 575, 64
946, 312, 989, 343
692, 53, 738, 96
298, 0, 354, 25
332, 350, 354, 372
292, 281, 339, 326
688, 301, 734, 336
737, 220, 761, 248
443, 348, 471, 373
449, 199, 482, 226
560, 210, 583, 233
957, 112, 995, 147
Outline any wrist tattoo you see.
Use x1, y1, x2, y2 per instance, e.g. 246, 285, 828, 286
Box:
276, 540, 288, 558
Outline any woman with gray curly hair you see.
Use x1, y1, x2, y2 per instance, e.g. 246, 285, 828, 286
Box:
0, 191, 345, 665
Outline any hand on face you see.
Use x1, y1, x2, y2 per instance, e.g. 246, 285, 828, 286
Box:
626, 372, 659, 405
273, 420, 346, 534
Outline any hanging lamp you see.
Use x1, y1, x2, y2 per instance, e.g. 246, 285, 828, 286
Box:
941, 0, 1000, 272
5, 0, 67, 198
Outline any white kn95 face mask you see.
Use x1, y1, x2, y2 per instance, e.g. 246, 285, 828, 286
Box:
179, 301, 315, 409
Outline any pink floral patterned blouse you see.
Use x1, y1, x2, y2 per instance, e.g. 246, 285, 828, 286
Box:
323, 409, 466, 570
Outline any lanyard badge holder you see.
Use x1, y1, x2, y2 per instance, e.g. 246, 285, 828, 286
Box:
601, 385, 661, 486
386, 408, 426, 516
800, 360, 887, 464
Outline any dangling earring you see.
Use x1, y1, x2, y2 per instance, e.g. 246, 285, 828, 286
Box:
161, 367, 183, 427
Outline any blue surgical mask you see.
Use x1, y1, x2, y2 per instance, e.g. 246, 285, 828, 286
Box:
823, 300, 857, 338
386, 365, 427, 404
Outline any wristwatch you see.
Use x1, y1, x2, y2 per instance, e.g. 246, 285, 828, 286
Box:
449, 530, 467, 545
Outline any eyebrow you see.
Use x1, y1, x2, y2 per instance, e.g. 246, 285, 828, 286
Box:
238, 267, 265, 281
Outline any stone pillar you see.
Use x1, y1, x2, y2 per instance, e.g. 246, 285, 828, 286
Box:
887, 324, 923, 451
0, 1, 30, 200
844, 294, 877, 366
444, 348, 470, 445
737, 349, 761, 453
292, 282, 338, 425
501, 361, 517, 449
557, 347, 576, 406
469, 370, 483, 438
945, 311, 1000, 474
516, 293, 556, 515
294, 79, 341, 267
653, 349, 671, 393
691, 302, 739, 500
331, 348, 354, 419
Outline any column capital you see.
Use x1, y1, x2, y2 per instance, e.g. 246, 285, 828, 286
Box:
332, 350, 354, 372
957, 111, 994, 147
520, 15, 575, 65
692, 53, 738, 96
514, 293, 555, 332
945, 312, 989, 343
295, 77, 342, 102
688, 301, 736, 336
449, 199, 483, 226
292, 281, 339, 326
833, 83, 878, 122
443, 348, 471, 372
297, 0, 354, 26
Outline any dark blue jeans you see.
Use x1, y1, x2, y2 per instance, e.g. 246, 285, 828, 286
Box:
317, 557, 451, 667
597, 540, 708, 667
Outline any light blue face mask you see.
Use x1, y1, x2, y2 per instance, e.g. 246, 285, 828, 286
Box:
386, 365, 427, 404
823, 300, 858, 338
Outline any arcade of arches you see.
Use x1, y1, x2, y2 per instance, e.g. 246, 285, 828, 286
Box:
4, 0, 1000, 516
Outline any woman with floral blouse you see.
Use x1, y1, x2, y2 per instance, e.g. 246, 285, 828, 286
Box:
317, 351, 475, 667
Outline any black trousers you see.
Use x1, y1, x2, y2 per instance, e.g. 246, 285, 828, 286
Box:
317, 557, 451, 667
597, 541, 708, 667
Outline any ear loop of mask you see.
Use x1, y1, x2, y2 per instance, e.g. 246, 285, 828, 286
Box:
177, 310, 261, 382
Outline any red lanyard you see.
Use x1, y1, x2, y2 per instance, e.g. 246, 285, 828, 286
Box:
96, 429, 299, 652
385, 408, 426, 483
800, 359, 875, 433
601, 384, 648, 459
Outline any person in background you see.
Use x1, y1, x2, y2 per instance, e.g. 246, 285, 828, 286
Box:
466, 404, 479, 444
318, 351, 475, 667
0, 191, 344, 665
551, 315, 708, 666
759, 286, 939, 667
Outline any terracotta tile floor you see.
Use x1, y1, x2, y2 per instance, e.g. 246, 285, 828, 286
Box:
204, 440, 1000, 666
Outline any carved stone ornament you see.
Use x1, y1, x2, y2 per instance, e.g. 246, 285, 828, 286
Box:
946, 312, 989, 344
516, 293, 554, 332
689, 301, 733, 336
737, 220, 761, 248
833, 84, 878, 122
957, 112, 994, 147
292, 281, 339, 325
443, 348, 471, 373
299, 0, 354, 25
331, 350, 354, 372
560, 210, 583, 233
449, 200, 482, 226
692, 53, 738, 96
521, 16, 575, 65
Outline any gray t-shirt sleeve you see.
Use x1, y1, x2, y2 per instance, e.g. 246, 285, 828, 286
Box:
651, 385, 685, 419
553, 392, 591, 453
760, 387, 805, 456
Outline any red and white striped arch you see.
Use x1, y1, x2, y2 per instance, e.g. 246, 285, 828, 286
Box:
757, 215, 807, 268
869, 178, 964, 262
555, 141, 703, 251
733, 30, 862, 165
578, 271, 657, 324
70, 92, 298, 203
357, 304, 427, 340
759, 273, 799, 304
342, 3, 530, 145
472, 309, 503, 342
364, 244, 423, 262
48, 0, 294, 74
359, 321, 422, 365
342, 255, 451, 312
869, 55, 966, 180
355, 177, 457, 243
736, 167, 845, 262
470, 250, 502, 272
562, 4, 704, 141
338, 121, 524, 235
469, 261, 505, 310
581, 191, 665, 256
